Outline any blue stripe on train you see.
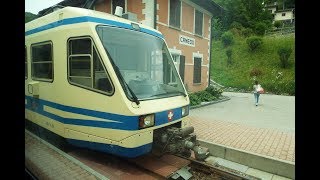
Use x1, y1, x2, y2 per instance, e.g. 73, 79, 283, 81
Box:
25, 16, 164, 39
67, 139, 152, 158
25, 96, 183, 130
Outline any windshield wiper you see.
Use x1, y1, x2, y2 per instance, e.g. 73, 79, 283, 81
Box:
152, 91, 187, 98
105, 51, 140, 105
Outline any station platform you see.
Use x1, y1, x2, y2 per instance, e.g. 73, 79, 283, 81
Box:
25, 91, 295, 180
189, 91, 295, 179
25, 130, 103, 180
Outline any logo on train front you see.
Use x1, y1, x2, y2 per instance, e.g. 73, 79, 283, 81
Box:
168, 110, 174, 121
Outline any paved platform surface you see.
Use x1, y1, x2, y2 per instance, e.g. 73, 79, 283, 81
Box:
25, 130, 100, 180
25, 130, 162, 180
189, 92, 295, 163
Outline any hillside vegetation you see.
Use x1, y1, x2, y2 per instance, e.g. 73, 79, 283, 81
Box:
211, 33, 295, 95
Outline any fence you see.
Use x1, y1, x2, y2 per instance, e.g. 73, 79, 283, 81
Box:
265, 27, 295, 36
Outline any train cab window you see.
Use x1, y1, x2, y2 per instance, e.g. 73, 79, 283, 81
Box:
68, 38, 113, 94
25, 46, 27, 79
31, 42, 53, 81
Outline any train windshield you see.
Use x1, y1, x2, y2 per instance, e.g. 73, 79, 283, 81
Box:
96, 25, 186, 100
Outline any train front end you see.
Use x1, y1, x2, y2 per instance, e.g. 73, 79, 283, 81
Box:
96, 22, 209, 160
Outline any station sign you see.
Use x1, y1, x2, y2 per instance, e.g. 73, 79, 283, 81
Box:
179, 35, 195, 47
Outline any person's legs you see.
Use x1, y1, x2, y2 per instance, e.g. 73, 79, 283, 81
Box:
254, 93, 258, 106
256, 93, 260, 105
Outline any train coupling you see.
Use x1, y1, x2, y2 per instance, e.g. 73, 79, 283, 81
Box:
153, 126, 210, 161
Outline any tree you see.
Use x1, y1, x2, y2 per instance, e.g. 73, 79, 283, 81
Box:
211, 18, 225, 40
277, 46, 292, 68
226, 48, 233, 65
277, 0, 295, 9
25, 12, 38, 23
215, 0, 273, 32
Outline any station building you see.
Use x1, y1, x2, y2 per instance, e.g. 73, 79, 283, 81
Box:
39, 0, 224, 93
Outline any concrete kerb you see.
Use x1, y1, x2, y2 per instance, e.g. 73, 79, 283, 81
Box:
197, 140, 295, 179
190, 95, 231, 109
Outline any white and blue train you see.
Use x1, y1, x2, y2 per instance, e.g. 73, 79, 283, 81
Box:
25, 6, 208, 160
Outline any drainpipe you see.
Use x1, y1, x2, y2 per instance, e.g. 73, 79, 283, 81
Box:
208, 16, 213, 87
154, 0, 157, 29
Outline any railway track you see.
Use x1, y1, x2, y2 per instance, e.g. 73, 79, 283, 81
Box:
185, 156, 261, 180
25, 129, 261, 180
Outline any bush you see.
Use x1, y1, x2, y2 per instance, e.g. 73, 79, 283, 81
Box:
226, 48, 233, 65
189, 86, 223, 106
249, 68, 263, 77
274, 21, 283, 29
241, 28, 254, 37
189, 93, 202, 106
277, 46, 292, 68
254, 22, 267, 36
195, 91, 216, 102
246, 36, 263, 51
205, 86, 223, 97
221, 31, 234, 47
230, 21, 244, 30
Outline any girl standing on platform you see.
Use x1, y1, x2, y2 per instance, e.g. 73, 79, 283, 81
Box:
253, 80, 263, 106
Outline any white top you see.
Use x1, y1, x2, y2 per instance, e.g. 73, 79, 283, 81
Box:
253, 84, 261, 93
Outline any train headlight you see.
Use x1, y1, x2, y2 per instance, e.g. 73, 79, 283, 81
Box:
181, 106, 189, 117
139, 114, 155, 129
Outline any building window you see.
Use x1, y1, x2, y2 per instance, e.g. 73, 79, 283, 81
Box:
112, 0, 126, 14
31, 42, 53, 81
170, 54, 180, 84
25, 46, 27, 79
282, 13, 286, 16
169, 0, 181, 28
193, 57, 201, 83
68, 37, 113, 94
195, 10, 203, 36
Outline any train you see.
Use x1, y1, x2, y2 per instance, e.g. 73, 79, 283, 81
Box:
25, 6, 209, 160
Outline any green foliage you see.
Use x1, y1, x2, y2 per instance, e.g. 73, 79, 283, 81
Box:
226, 48, 233, 65
254, 22, 268, 36
217, 0, 273, 31
277, 46, 292, 68
274, 21, 283, 29
189, 93, 202, 106
25, 12, 38, 23
263, 69, 295, 95
189, 86, 223, 106
212, 18, 225, 40
249, 68, 263, 77
211, 34, 295, 95
246, 36, 263, 51
241, 28, 254, 37
221, 31, 234, 47
230, 21, 244, 30
205, 86, 223, 97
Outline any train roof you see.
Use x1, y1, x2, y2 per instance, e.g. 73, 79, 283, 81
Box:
25, 6, 163, 38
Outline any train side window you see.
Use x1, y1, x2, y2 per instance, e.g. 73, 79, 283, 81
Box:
68, 38, 114, 94
31, 42, 53, 81
25, 46, 27, 79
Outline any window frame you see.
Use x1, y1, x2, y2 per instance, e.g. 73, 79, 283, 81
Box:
67, 36, 114, 96
31, 41, 54, 82
193, 56, 202, 84
169, 0, 181, 29
194, 9, 203, 36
